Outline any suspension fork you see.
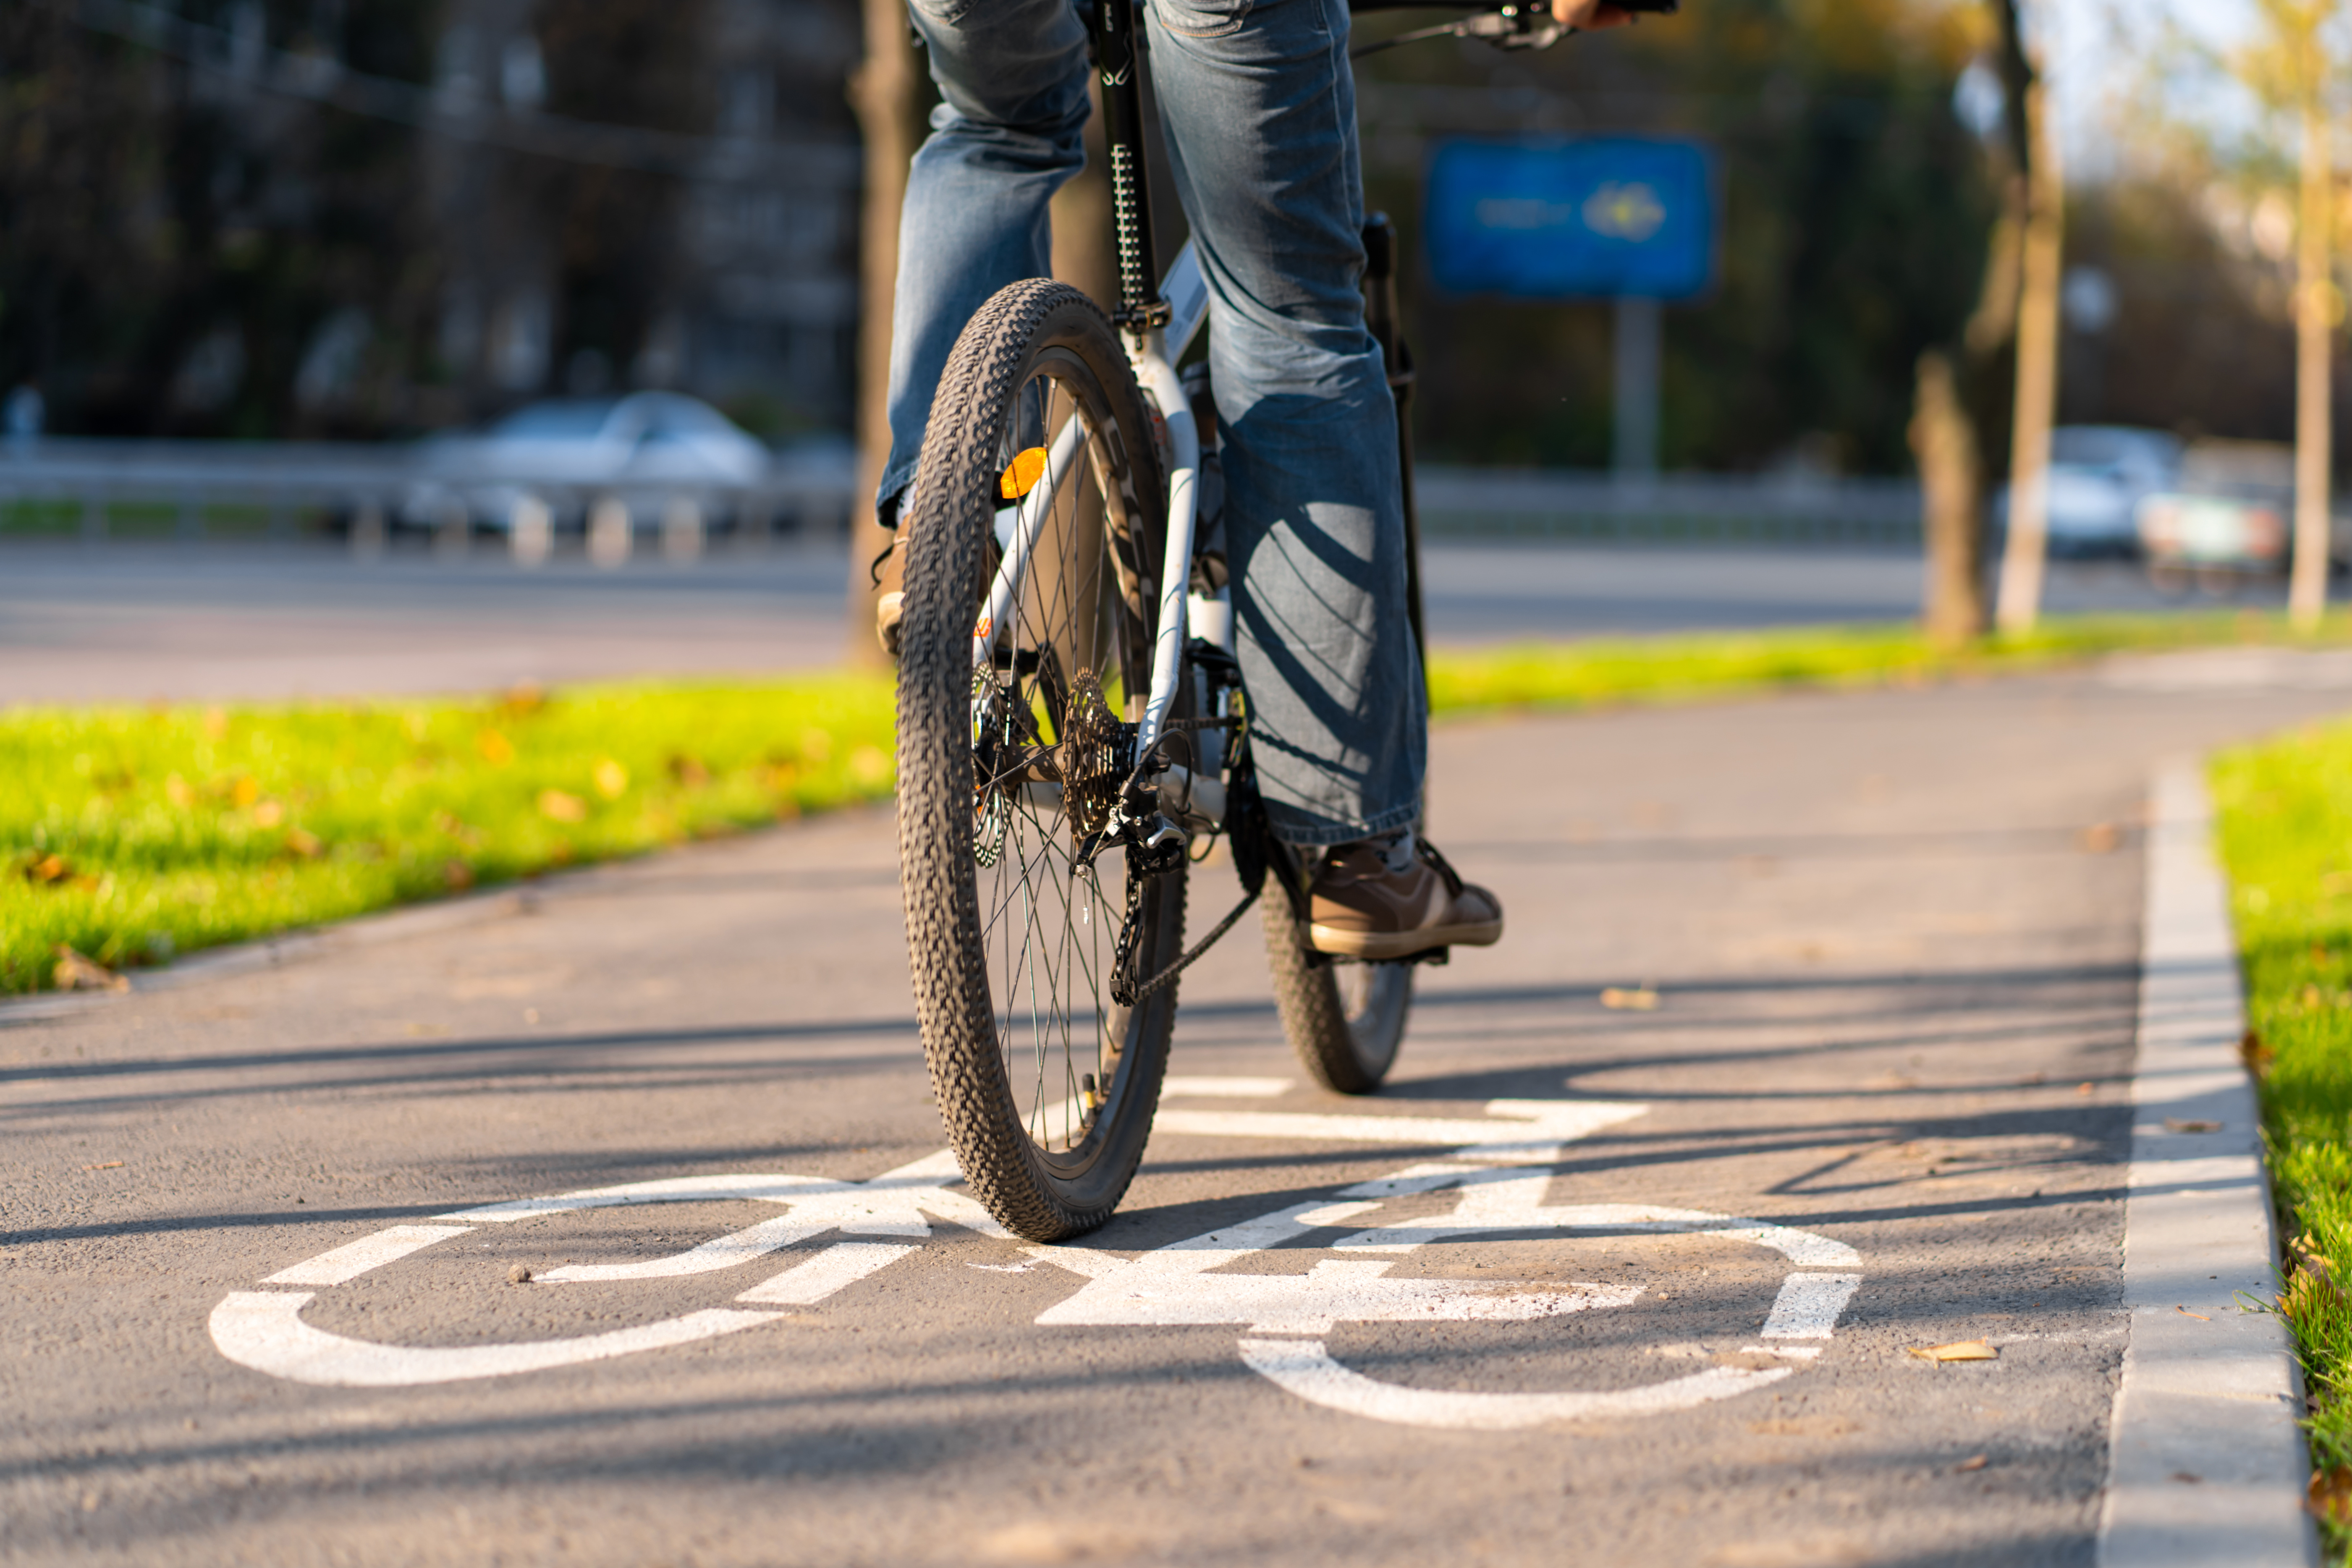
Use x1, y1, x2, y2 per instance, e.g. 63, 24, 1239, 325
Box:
1087, 0, 1170, 338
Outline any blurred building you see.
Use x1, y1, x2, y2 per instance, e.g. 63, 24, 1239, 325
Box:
422, 0, 862, 437
1, 0, 861, 440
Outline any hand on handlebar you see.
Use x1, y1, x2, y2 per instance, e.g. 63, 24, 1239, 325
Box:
1551, 0, 1633, 26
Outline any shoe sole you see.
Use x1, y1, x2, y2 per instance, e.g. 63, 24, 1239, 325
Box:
1308, 917, 1502, 961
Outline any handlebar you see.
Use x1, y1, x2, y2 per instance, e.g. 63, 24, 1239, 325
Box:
1344, 0, 1674, 57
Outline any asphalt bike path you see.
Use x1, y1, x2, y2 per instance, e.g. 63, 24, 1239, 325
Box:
4, 656, 2345, 1566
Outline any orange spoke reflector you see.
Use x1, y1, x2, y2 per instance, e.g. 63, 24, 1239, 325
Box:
999, 447, 1049, 501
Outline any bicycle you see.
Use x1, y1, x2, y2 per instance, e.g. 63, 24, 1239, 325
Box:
894, 0, 1674, 1241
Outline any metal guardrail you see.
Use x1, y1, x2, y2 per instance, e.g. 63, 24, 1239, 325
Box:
1416, 466, 1923, 547
0, 437, 860, 561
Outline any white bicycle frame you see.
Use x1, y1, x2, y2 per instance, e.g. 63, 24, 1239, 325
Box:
972, 244, 1216, 764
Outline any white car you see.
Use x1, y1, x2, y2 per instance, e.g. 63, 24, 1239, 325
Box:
403, 393, 773, 531
1995, 426, 2182, 559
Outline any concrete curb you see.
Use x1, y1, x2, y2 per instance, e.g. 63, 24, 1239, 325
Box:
0, 883, 537, 1029
2096, 762, 2316, 1567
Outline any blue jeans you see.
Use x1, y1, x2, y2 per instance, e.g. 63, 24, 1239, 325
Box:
882, 0, 1425, 847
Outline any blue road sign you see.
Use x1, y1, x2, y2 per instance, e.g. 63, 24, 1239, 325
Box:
1425, 139, 1717, 301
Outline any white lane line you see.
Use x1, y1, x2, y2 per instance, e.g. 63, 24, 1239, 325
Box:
1758, 1272, 1863, 1340
1237, 1339, 1793, 1430
209, 1292, 780, 1387
445, 1173, 843, 1223
1151, 1098, 1647, 1161
540, 1214, 841, 1282
737, 1243, 919, 1305
1162, 1076, 1291, 1097
263, 1226, 474, 1286
2098, 763, 2317, 1568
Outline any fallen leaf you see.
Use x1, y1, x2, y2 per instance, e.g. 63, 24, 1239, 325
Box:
537, 789, 587, 822
52, 946, 128, 993
443, 859, 475, 891
2163, 1118, 2221, 1134
476, 730, 515, 765
285, 828, 324, 859
164, 773, 194, 809
202, 706, 229, 740
1906, 1340, 1997, 1362
2308, 1466, 2352, 1525
499, 681, 547, 715
230, 775, 259, 808
21, 853, 72, 886
250, 798, 284, 827
2176, 1306, 2211, 1321
668, 754, 712, 787
1600, 987, 1660, 1011
2079, 823, 2120, 854
82, 1161, 124, 1172
592, 758, 629, 799
2241, 1028, 2275, 1077
1954, 1454, 1988, 1472
2076, 1082, 2096, 1096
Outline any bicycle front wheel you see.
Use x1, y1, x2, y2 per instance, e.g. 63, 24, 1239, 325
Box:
896, 279, 1185, 1242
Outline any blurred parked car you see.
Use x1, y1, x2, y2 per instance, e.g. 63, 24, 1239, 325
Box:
2132, 440, 2318, 587
1992, 425, 2180, 559
401, 393, 772, 532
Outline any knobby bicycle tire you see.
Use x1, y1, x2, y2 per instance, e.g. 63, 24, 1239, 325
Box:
1262, 894, 1412, 1094
896, 279, 1186, 1242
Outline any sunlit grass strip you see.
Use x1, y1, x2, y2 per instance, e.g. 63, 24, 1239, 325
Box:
1426, 609, 2352, 714
0, 675, 896, 997
2212, 722, 2352, 1551
7, 607, 2350, 999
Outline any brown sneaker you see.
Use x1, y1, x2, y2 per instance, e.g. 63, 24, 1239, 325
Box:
1305, 832, 1502, 960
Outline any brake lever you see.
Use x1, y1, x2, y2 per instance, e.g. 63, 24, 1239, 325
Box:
1350, 3, 1566, 58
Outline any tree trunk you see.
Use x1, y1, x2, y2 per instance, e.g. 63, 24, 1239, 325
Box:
842, 0, 927, 668
1912, 350, 1985, 649
1993, 66, 2062, 635
2292, 89, 2335, 633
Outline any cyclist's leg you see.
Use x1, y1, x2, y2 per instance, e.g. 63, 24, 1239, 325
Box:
1139, 0, 1425, 850
877, 0, 1095, 527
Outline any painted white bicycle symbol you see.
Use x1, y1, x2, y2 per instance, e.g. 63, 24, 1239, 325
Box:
210, 1090, 1861, 1429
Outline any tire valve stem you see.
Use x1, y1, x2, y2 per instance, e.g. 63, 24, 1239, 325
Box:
1081, 1073, 1100, 1118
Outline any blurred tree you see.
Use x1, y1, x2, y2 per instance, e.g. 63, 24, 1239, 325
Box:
524, 0, 712, 397
0, 1, 444, 438
1357, 0, 1998, 477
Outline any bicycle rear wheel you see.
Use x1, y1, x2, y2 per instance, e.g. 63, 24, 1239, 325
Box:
896, 279, 1185, 1242
1262, 895, 1412, 1093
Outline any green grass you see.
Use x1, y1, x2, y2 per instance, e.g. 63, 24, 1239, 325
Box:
1, 676, 897, 997
2213, 723, 2352, 1548
1425, 608, 2352, 713
6, 605, 2350, 999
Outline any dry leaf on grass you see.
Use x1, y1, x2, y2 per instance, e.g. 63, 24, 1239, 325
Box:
1906, 1340, 1997, 1362
2309, 1467, 2352, 1525
52, 946, 128, 993
1600, 987, 1660, 1011
537, 789, 587, 823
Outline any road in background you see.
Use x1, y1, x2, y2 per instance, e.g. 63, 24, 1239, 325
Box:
5, 663, 2348, 1566
0, 540, 2249, 705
